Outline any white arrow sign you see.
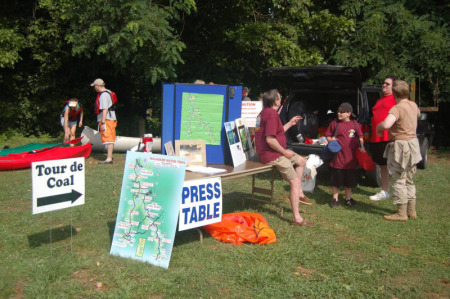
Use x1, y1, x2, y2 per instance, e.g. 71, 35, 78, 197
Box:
32, 157, 85, 214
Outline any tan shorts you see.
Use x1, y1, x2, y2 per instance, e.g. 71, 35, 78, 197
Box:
99, 120, 117, 144
267, 154, 300, 181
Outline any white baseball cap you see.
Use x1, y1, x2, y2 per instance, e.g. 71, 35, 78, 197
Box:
90, 78, 105, 86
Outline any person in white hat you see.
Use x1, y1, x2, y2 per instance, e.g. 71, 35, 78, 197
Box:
61, 98, 83, 145
91, 78, 117, 164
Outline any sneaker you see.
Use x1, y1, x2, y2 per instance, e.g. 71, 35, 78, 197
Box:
299, 196, 313, 205
330, 200, 339, 208
345, 198, 357, 206
370, 190, 390, 201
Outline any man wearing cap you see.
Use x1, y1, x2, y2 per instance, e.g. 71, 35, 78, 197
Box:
91, 78, 117, 164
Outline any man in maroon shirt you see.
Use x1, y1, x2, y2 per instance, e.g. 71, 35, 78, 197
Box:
369, 75, 397, 201
255, 89, 314, 227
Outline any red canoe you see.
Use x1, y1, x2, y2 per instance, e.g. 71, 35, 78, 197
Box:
0, 143, 92, 171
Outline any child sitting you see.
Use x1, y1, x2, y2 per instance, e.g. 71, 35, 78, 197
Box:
326, 102, 365, 208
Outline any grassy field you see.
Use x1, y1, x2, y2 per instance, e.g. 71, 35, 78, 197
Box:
0, 136, 449, 298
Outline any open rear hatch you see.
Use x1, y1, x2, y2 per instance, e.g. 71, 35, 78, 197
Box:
263, 65, 362, 91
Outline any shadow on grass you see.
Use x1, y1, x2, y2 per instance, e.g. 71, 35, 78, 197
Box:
27, 225, 78, 248
275, 167, 393, 216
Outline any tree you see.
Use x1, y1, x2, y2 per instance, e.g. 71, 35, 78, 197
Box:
0, 0, 196, 136
176, 0, 354, 93
333, 0, 449, 105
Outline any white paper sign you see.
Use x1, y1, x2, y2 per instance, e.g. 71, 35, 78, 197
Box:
178, 177, 222, 231
241, 101, 263, 127
32, 158, 85, 214
224, 121, 246, 167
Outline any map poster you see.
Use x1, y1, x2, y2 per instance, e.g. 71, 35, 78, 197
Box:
224, 121, 246, 167
180, 92, 224, 145
178, 177, 222, 231
110, 152, 187, 269
235, 118, 255, 160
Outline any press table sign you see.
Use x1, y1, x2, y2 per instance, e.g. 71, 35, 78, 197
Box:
178, 177, 222, 231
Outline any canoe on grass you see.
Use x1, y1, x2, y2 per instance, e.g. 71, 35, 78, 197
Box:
81, 126, 161, 153
0, 137, 83, 157
0, 143, 62, 156
0, 143, 92, 171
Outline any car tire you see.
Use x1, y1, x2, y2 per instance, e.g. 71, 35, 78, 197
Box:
365, 164, 381, 187
417, 137, 428, 169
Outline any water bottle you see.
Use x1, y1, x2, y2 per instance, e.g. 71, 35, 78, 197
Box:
296, 133, 304, 143
143, 134, 153, 153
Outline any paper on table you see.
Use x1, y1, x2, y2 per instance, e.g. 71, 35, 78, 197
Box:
186, 166, 227, 175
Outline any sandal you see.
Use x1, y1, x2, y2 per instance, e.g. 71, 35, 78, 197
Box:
291, 219, 315, 227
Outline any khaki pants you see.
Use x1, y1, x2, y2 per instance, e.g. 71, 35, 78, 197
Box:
386, 147, 417, 205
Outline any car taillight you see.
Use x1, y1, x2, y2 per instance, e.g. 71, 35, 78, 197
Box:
361, 124, 370, 143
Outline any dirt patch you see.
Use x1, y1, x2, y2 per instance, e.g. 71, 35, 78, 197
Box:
70, 268, 109, 293
295, 265, 316, 277
9, 280, 26, 299
428, 147, 450, 165
389, 247, 409, 256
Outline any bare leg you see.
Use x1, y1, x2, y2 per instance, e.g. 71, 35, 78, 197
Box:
69, 125, 77, 146
106, 144, 114, 161
332, 186, 339, 201
289, 177, 304, 222
344, 187, 352, 199
294, 156, 307, 197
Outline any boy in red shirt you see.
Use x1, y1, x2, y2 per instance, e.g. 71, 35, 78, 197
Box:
326, 102, 365, 208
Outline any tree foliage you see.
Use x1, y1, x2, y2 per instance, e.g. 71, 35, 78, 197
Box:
0, 0, 448, 137
176, 0, 355, 93
0, 0, 195, 136
333, 0, 449, 105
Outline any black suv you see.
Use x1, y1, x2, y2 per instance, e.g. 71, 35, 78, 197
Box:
263, 65, 433, 185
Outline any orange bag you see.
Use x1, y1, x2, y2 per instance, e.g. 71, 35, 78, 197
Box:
204, 212, 277, 245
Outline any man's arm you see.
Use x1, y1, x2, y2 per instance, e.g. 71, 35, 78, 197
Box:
266, 136, 295, 158
283, 115, 302, 132
376, 113, 397, 136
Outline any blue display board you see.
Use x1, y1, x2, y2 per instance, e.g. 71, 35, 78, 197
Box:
162, 84, 242, 164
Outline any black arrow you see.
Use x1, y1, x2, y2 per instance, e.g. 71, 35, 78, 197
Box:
37, 190, 82, 207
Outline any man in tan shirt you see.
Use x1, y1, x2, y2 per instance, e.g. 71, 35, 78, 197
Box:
376, 80, 422, 221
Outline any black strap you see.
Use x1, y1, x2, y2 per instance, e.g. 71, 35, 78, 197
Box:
352, 120, 362, 148
333, 120, 339, 137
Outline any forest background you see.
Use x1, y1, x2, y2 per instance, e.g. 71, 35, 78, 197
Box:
1, 0, 449, 145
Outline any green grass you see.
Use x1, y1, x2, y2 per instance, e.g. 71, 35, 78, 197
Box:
0, 137, 449, 298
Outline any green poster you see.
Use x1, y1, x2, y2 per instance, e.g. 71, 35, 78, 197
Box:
180, 92, 224, 145
110, 152, 187, 269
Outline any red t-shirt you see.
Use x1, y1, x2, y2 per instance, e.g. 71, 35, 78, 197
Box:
326, 120, 363, 169
255, 107, 286, 164
370, 94, 396, 142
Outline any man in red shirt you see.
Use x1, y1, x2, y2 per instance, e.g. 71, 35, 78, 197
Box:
255, 89, 314, 227
369, 76, 397, 200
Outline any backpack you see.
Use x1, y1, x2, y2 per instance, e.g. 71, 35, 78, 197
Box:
320, 120, 342, 161
94, 90, 117, 114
